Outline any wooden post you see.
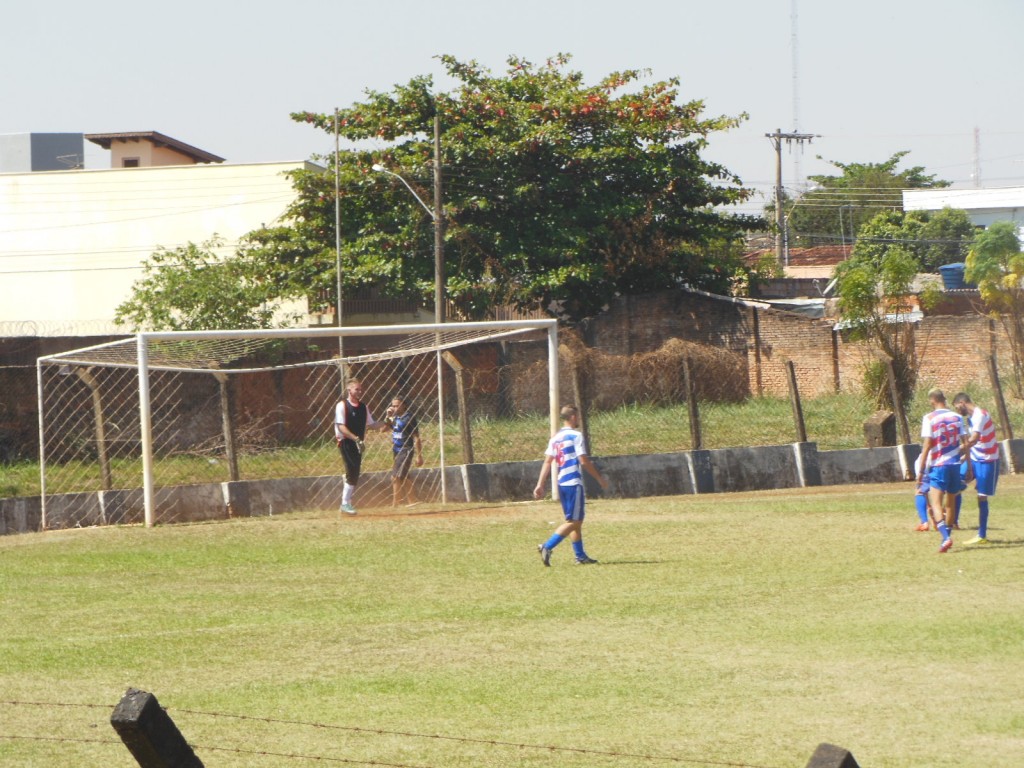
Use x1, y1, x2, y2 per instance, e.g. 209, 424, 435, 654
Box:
875, 351, 911, 445
751, 308, 763, 397
986, 355, 1014, 440
570, 356, 593, 456
569, 354, 593, 456
74, 368, 112, 491
110, 688, 204, 768
784, 360, 808, 443
683, 357, 702, 450
441, 350, 473, 464
212, 372, 239, 482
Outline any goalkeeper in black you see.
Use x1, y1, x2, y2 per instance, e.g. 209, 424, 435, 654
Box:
334, 379, 386, 514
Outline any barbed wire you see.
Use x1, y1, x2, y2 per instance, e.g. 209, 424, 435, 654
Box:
171, 707, 781, 768
0, 700, 782, 768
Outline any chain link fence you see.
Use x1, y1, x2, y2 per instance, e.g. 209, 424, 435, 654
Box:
13, 325, 1024, 528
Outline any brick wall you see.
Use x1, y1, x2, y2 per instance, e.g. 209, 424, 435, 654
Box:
578, 289, 1013, 399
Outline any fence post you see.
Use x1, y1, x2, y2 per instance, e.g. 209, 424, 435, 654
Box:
441, 351, 474, 464
570, 354, 593, 457
986, 355, 1014, 440
875, 351, 910, 445
784, 360, 808, 443
682, 357, 703, 450
74, 367, 112, 491
212, 372, 239, 482
110, 688, 204, 768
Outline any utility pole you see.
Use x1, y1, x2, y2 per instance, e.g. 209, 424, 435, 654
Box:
765, 128, 819, 268
433, 112, 445, 324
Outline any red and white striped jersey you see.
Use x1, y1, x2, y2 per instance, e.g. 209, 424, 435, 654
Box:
968, 406, 999, 463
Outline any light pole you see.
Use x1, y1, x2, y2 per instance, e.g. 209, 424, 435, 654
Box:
372, 118, 448, 500
371, 123, 445, 324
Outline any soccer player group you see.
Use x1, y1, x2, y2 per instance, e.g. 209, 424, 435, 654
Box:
334, 380, 998, 560
333, 379, 423, 515
333, 383, 609, 566
916, 389, 1000, 553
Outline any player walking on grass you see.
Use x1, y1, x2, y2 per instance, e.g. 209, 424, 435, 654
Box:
953, 392, 1000, 545
917, 389, 968, 553
334, 379, 386, 515
534, 405, 609, 566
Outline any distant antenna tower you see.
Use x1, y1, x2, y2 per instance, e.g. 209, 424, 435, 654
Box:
791, 0, 804, 189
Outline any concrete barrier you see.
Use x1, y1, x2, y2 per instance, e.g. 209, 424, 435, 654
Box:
0, 495, 41, 534
4, 438, 1021, 535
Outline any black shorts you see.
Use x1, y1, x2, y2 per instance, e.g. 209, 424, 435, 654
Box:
392, 448, 414, 480
338, 439, 362, 485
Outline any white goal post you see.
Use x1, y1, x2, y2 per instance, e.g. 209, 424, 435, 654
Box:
37, 320, 559, 529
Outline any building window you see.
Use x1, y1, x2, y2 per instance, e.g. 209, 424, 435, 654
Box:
122, 157, 140, 168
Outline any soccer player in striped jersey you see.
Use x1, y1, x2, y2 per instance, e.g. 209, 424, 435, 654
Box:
533, 405, 609, 566
913, 453, 932, 532
917, 389, 968, 553
953, 392, 1000, 545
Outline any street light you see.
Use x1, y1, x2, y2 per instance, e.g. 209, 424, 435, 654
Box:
372, 161, 445, 325
372, 164, 433, 218
372, 130, 449, 502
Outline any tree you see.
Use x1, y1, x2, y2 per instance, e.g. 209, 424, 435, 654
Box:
834, 244, 928, 409
965, 221, 1024, 395
784, 152, 949, 248
115, 239, 293, 331
852, 207, 975, 273
264, 54, 760, 322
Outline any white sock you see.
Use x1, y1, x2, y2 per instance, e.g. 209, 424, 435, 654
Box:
342, 484, 354, 505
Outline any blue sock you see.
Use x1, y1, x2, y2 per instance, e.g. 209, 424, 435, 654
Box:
915, 495, 929, 524
572, 540, 585, 558
978, 499, 989, 538
937, 521, 950, 540
543, 533, 565, 550
954, 494, 962, 525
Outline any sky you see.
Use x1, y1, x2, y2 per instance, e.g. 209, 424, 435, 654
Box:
2, 0, 1023, 218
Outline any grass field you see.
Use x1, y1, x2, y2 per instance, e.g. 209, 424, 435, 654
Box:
2, 478, 1023, 768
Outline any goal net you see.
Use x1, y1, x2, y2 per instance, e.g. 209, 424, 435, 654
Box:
37, 320, 558, 529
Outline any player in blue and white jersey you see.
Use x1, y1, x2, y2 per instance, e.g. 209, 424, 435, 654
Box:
384, 396, 423, 507
533, 405, 609, 566
917, 389, 968, 553
953, 392, 1000, 545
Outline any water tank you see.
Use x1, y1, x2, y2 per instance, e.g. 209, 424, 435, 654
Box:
938, 263, 970, 290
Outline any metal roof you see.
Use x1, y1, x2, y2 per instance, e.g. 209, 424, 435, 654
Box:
84, 131, 225, 164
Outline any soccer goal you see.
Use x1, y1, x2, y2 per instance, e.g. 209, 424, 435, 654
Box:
37, 320, 559, 529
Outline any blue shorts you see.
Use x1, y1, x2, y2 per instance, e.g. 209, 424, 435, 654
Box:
928, 463, 962, 493
968, 460, 999, 497
558, 484, 585, 522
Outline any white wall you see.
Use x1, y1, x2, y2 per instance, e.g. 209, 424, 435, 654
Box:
0, 161, 317, 335
903, 187, 1024, 234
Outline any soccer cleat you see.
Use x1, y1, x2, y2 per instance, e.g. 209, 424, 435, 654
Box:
915, 522, 930, 532
340, 503, 357, 515
938, 538, 953, 553
574, 556, 599, 565
538, 544, 552, 566
964, 535, 990, 545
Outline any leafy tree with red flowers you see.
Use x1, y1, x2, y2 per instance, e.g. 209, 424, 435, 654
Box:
253, 54, 760, 322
